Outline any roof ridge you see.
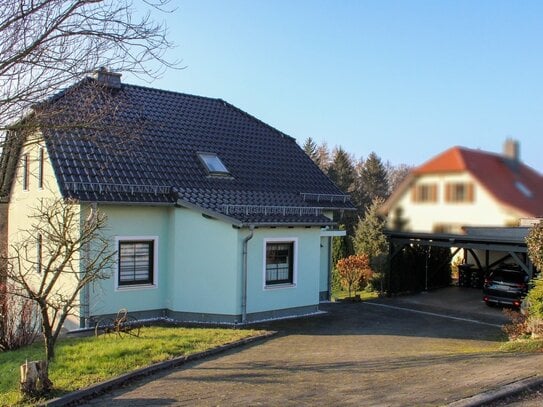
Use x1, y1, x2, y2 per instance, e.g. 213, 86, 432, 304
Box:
120, 81, 223, 103
219, 99, 296, 142
122, 82, 297, 143
453, 146, 469, 170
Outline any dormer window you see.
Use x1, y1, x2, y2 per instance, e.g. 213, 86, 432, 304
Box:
198, 152, 229, 175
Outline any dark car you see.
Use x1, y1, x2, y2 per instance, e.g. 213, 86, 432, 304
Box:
482, 265, 529, 308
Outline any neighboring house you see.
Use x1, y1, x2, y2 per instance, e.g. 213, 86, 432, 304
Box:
381, 139, 543, 233
0, 70, 353, 329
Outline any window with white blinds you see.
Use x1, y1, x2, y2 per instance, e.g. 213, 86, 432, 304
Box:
118, 240, 154, 286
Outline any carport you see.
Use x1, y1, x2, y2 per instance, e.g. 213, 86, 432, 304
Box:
385, 229, 534, 292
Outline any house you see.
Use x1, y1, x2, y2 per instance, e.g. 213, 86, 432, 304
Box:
0, 70, 353, 329
381, 140, 543, 233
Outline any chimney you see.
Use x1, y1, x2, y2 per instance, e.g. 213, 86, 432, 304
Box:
503, 138, 520, 162
93, 67, 122, 89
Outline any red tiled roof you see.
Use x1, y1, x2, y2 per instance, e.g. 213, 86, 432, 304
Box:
414, 146, 543, 217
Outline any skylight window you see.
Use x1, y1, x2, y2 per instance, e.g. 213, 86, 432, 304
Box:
198, 152, 229, 175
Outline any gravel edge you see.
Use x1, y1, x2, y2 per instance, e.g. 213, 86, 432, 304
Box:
446, 375, 543, 407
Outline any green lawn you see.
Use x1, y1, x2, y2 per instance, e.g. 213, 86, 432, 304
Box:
331, 288, 379, 301
500, 337, 543, 353
0, 326, 267, 406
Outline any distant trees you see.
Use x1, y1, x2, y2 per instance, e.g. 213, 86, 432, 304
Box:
328, 147, 356, 196
301, 137, 410, 217
356, 152, 389, 211
386, 162, 412, 195
301, 137, 408, 282
302, 137, 319, 163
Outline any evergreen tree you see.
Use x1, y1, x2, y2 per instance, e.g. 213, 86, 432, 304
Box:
328, 146, 355, 194
358, 152, 389, 211
332, 231, 354, 267
302, 137, 319, 162
354, 197, 389, 293
327, 147, 359, 233
354, 197, 388, 261
350, 157, 366, 211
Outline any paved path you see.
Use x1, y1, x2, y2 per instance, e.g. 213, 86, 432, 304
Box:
82, 290, 543, 406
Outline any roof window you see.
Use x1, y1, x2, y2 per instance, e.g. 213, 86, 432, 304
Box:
515, 181, 533, 198
198, 152, 229, 175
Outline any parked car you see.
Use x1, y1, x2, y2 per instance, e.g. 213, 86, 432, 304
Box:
482, 264, 530, 308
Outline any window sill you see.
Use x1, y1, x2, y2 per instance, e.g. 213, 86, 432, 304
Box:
264, 283, 296, 290
116, 284, 157, 292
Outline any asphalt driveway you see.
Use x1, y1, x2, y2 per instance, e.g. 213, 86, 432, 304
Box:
82, 287, 543, 406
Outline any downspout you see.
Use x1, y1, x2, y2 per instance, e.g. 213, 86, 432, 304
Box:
327, 236, 333, 301
241, 225, 255, 324
81, 202, 97, 328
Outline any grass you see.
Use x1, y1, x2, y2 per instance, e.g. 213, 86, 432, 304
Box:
0, 326, 267, 406
331, 288, 379, 301
500, 337, 543, 353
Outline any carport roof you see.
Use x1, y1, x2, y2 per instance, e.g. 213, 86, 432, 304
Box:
385, 229, 535, 278
385, 230, 528, 253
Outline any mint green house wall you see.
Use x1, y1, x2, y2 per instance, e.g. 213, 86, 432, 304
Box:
244, 228, 321, 319
88, 205, 171, 318
167, 208, 240, 319
88, 204, 328, 324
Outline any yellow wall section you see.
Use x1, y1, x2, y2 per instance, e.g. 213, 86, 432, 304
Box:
8, 137, 82, 330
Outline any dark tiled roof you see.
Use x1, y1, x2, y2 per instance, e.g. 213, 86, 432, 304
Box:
40, 78, 352, 225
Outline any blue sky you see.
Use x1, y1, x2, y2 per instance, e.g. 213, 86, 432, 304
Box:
126, 1, 543, 171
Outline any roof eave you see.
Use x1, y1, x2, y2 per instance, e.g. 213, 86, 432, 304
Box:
174, 198, 243, 227
240, 220, 338, 228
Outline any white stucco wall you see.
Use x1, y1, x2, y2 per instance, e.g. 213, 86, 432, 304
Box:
389, 172, 523, 232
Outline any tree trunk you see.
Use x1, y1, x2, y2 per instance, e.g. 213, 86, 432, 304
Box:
20, 360, 52, 397
44, 335, 55, 361
40, 305, 55, 361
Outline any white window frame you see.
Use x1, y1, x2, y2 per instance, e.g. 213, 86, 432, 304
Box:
114, 236, 159, 291
197, 152, 230, 175
262, 237, 298, 290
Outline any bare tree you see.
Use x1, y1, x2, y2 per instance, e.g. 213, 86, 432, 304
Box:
385, 162, 412, 195
0, 0, 178, 130
0, 2, 177, 394
3, 198, 115, 364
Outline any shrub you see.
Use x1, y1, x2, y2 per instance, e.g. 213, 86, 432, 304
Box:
525, 223, 543, 337
0, 284, 40, 351
502, 309, 528, 340
525, 277, 543, 319
331, 267, 343, 294
336, 254, 373, 298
